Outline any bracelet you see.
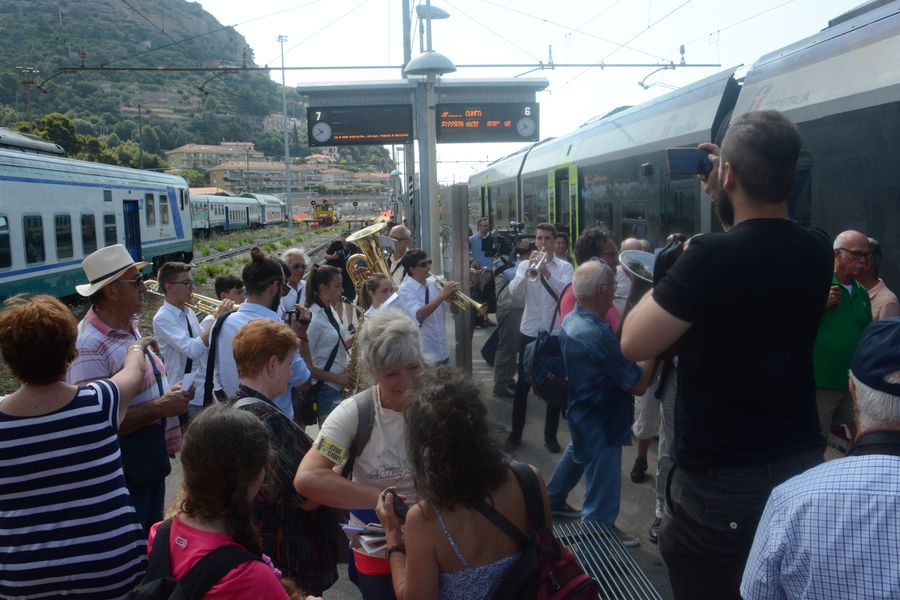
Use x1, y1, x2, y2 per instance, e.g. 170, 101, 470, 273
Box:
386, 544, 406, 559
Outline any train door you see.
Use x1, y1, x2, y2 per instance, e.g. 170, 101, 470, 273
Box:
549, 166, 578, 238
245, 206, 251, 228
122, 200, 142, 263
480, 185, 492, 227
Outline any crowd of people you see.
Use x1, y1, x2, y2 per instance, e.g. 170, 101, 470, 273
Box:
0, 107, 898, 600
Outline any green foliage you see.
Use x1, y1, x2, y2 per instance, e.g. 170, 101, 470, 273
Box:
179, 168, 207, 187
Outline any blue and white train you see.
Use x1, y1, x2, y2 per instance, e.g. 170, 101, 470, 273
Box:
190, 192, 286, 237
469, 1, 900, 287
0, 129, 192, 300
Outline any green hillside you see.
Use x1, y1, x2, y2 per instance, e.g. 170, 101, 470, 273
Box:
0, 0, 391, 170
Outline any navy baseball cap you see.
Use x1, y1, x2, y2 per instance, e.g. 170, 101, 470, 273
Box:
850, 317, 900, 397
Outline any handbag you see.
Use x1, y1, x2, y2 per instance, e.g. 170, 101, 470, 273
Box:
481, 328, 499, 367
523, 282, 570, 411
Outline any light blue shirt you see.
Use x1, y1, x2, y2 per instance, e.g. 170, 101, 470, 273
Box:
215, 301, 311, 418
469, 234, 492, 269
741, 454, 900, 600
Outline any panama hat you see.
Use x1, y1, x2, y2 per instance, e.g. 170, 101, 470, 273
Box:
75, 244, 149, 297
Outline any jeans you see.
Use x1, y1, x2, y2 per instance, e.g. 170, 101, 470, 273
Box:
655, 369, 677, 518
511, 333, 560, 442
129, 476, 166, 536
317, 384, 344, 422
659, 448, 822, 600
547, 443, 583, 509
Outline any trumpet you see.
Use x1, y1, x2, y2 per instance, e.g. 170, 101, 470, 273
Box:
144, 279, 228, 316
433, 275, 489, 316
526, 251, 549, 281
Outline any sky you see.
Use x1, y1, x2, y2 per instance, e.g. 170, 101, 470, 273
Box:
196, 0, 862, 184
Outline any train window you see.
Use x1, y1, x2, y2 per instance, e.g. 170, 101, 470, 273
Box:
55, 214, 74, 259
81, 214, 97, 255
662, 181, 699, 239
23, 215, 45, 264
0, 216, 10, 268
103, 190, 112, 203
160, 194, 170, 225
179, 189, 185, 211
621, 206, 648, 243
104, 214, 117, 246
145, 193, 156, 226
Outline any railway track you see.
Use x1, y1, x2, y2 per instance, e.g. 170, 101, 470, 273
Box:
194, 232, 340, 265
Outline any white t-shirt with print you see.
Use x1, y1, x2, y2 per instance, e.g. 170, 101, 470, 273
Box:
313, 388, 415, 502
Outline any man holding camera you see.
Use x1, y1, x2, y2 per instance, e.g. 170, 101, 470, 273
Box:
621, 111, 833, 599
506, 222, 574, 453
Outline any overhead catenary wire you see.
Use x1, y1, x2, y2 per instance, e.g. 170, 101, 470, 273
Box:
264, 0, 371, 65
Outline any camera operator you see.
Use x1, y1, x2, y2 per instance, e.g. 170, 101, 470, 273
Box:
470, 218, 496, 327
492, 241, 530, 398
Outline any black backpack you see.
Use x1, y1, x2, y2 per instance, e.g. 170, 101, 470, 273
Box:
127, 519, 262, 600
476, 462, 599, 600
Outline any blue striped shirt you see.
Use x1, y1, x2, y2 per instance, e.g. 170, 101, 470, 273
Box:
0, 380, 147, 599
741, 454, 900, 600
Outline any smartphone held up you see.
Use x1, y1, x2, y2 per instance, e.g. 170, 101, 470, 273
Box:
666, 147, 714, 177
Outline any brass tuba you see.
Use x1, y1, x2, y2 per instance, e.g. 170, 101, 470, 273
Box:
345, 222, 392, 289
618, 250, 655, 322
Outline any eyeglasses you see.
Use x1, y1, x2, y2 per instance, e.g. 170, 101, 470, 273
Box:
392, 236, 411, 242
118, 275, 145, 287
291, 263, 307, 270
588, 257, 615, 285
272, 279, 291, 296
172, 279, 194, 288
838, 248, 871, 261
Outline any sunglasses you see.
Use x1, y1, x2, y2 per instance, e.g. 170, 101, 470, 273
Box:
291, 263, 307, 270
416, 260, 433, 268
118, 274, 145, 287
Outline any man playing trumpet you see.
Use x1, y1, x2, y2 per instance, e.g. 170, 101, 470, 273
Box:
397, 249, 459, 366
152, 262, 234, 424
506, 223, 575, 453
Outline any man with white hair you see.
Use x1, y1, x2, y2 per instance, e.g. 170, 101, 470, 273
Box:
547, 260, 652, 545
813, 230, 872, 440
742, 317, 900, 600
278, 247, 308, 321
388, 224, 412, 286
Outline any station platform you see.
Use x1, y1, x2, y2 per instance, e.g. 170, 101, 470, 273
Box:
164, 321, 674, 599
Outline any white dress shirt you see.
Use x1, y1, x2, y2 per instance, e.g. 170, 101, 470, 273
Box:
152, 301, 208, 405
397, 276, 449, 363
613, 265, 632, 316
509, 255, 574, 337
307, 303, 350, 391
215, 302, 311, 417
276, 281, 307, 321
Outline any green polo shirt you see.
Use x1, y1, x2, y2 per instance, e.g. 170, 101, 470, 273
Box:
813, 274, 872, 389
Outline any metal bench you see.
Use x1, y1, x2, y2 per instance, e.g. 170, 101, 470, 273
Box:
554, 521, 663, 600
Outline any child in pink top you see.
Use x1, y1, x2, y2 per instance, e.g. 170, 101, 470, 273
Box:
147, 403, 318, 599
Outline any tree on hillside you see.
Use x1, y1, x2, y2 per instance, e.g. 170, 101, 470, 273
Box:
26, 113, 81, 154
178, 169, 207, 187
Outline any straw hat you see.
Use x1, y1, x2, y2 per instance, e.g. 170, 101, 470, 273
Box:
75, 244, 149, 297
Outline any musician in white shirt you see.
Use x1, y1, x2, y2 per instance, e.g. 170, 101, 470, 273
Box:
506, 223, 574, 453
277, 247, 308, 321
388, 225, 412, 286
397, 249, 459, 366
152, 262, 233, 422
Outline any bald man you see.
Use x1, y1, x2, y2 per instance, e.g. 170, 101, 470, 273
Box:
388, 225, 412, 286
813, 230, 873, 441
613, 237, 651, 316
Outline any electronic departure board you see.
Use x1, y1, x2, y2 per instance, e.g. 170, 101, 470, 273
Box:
307, 105, 414, 146
436, 102, 539, 143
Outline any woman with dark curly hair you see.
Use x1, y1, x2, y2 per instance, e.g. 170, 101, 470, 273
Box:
375, 367, 552, 600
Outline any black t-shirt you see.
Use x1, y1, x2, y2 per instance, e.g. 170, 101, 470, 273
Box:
653, 219, 833, 469
325, 241, 360, 271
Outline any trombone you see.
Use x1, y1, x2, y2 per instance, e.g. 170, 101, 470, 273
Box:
144, 279, 228, 316
433, 275, 489, 316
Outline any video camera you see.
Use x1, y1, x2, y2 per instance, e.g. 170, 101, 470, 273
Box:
481, 221, 536, 267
